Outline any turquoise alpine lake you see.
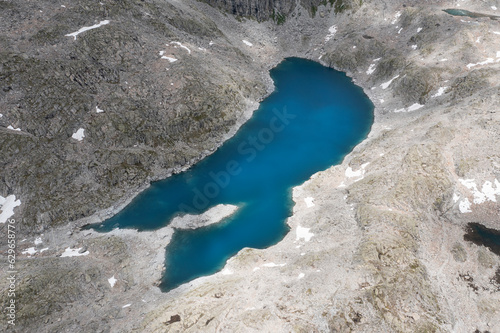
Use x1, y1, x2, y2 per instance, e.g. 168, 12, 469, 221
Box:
89, 57, 374, 292
443, 8, 500, 20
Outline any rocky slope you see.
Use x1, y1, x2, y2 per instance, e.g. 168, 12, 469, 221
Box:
1, 0, 500, 332
198, 0, 362, 21
0, 0, 266, 231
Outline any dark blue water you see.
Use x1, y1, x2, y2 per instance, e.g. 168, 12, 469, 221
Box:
464, 223, 500, 256
88, 58, 374, 291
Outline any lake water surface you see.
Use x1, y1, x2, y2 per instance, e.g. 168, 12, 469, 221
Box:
443, 8, 500, 20
464, 222, 500, 256
89, 58, 374, 291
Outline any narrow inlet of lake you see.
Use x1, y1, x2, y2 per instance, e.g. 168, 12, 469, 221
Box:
87, 57, 374, 292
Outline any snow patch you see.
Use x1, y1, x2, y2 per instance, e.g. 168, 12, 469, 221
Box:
61, 247, 89, 257
411, 44, 417, 50
242, 40, 253, 46
398, 28, 403, 34
453, 193, 460, 203
417, 27, 422, 33
298, 273, 305, 279
345, 163, 369, 180
459, 198, 472, 213
432, 87, 448, 97
460, 179, 485, 204
122, 304, 131, 308
467, 58, 494, 69
304, 197, 315, 208
0, 195, 21, 223
459, 178, 500, 206
262, 263, 286, 268
407, 103, 424, 111
460, 178, 476, 189
71, 128, 85, 141
22, 247, 37, 256
366, 64, 376, 75
394, 103, 424, 113
65, 20, 110, 40
380, 75, 399, 89
108, 276, 117, 288
391, 11, 401, 25
296, 226, 314, 242
345, 167, 362, 178
161, 56, 178, 63
493, 6, 498, 10
96, 106, 104, 113
482, 180, 500, 202
7, 125, 21, 131
221, 268, 233, 275
325, 25, 337, 42
379, 99, 385, 103
34, 237, 43, 245
170, 41, 191, 54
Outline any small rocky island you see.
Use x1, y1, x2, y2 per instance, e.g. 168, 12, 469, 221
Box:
1, 0, 500, 332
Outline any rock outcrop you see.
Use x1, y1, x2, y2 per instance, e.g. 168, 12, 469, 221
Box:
0, 0, 266, 231
198, 0, 362, 22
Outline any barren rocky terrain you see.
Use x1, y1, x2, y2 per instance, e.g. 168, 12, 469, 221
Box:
1, 0, 500, 332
